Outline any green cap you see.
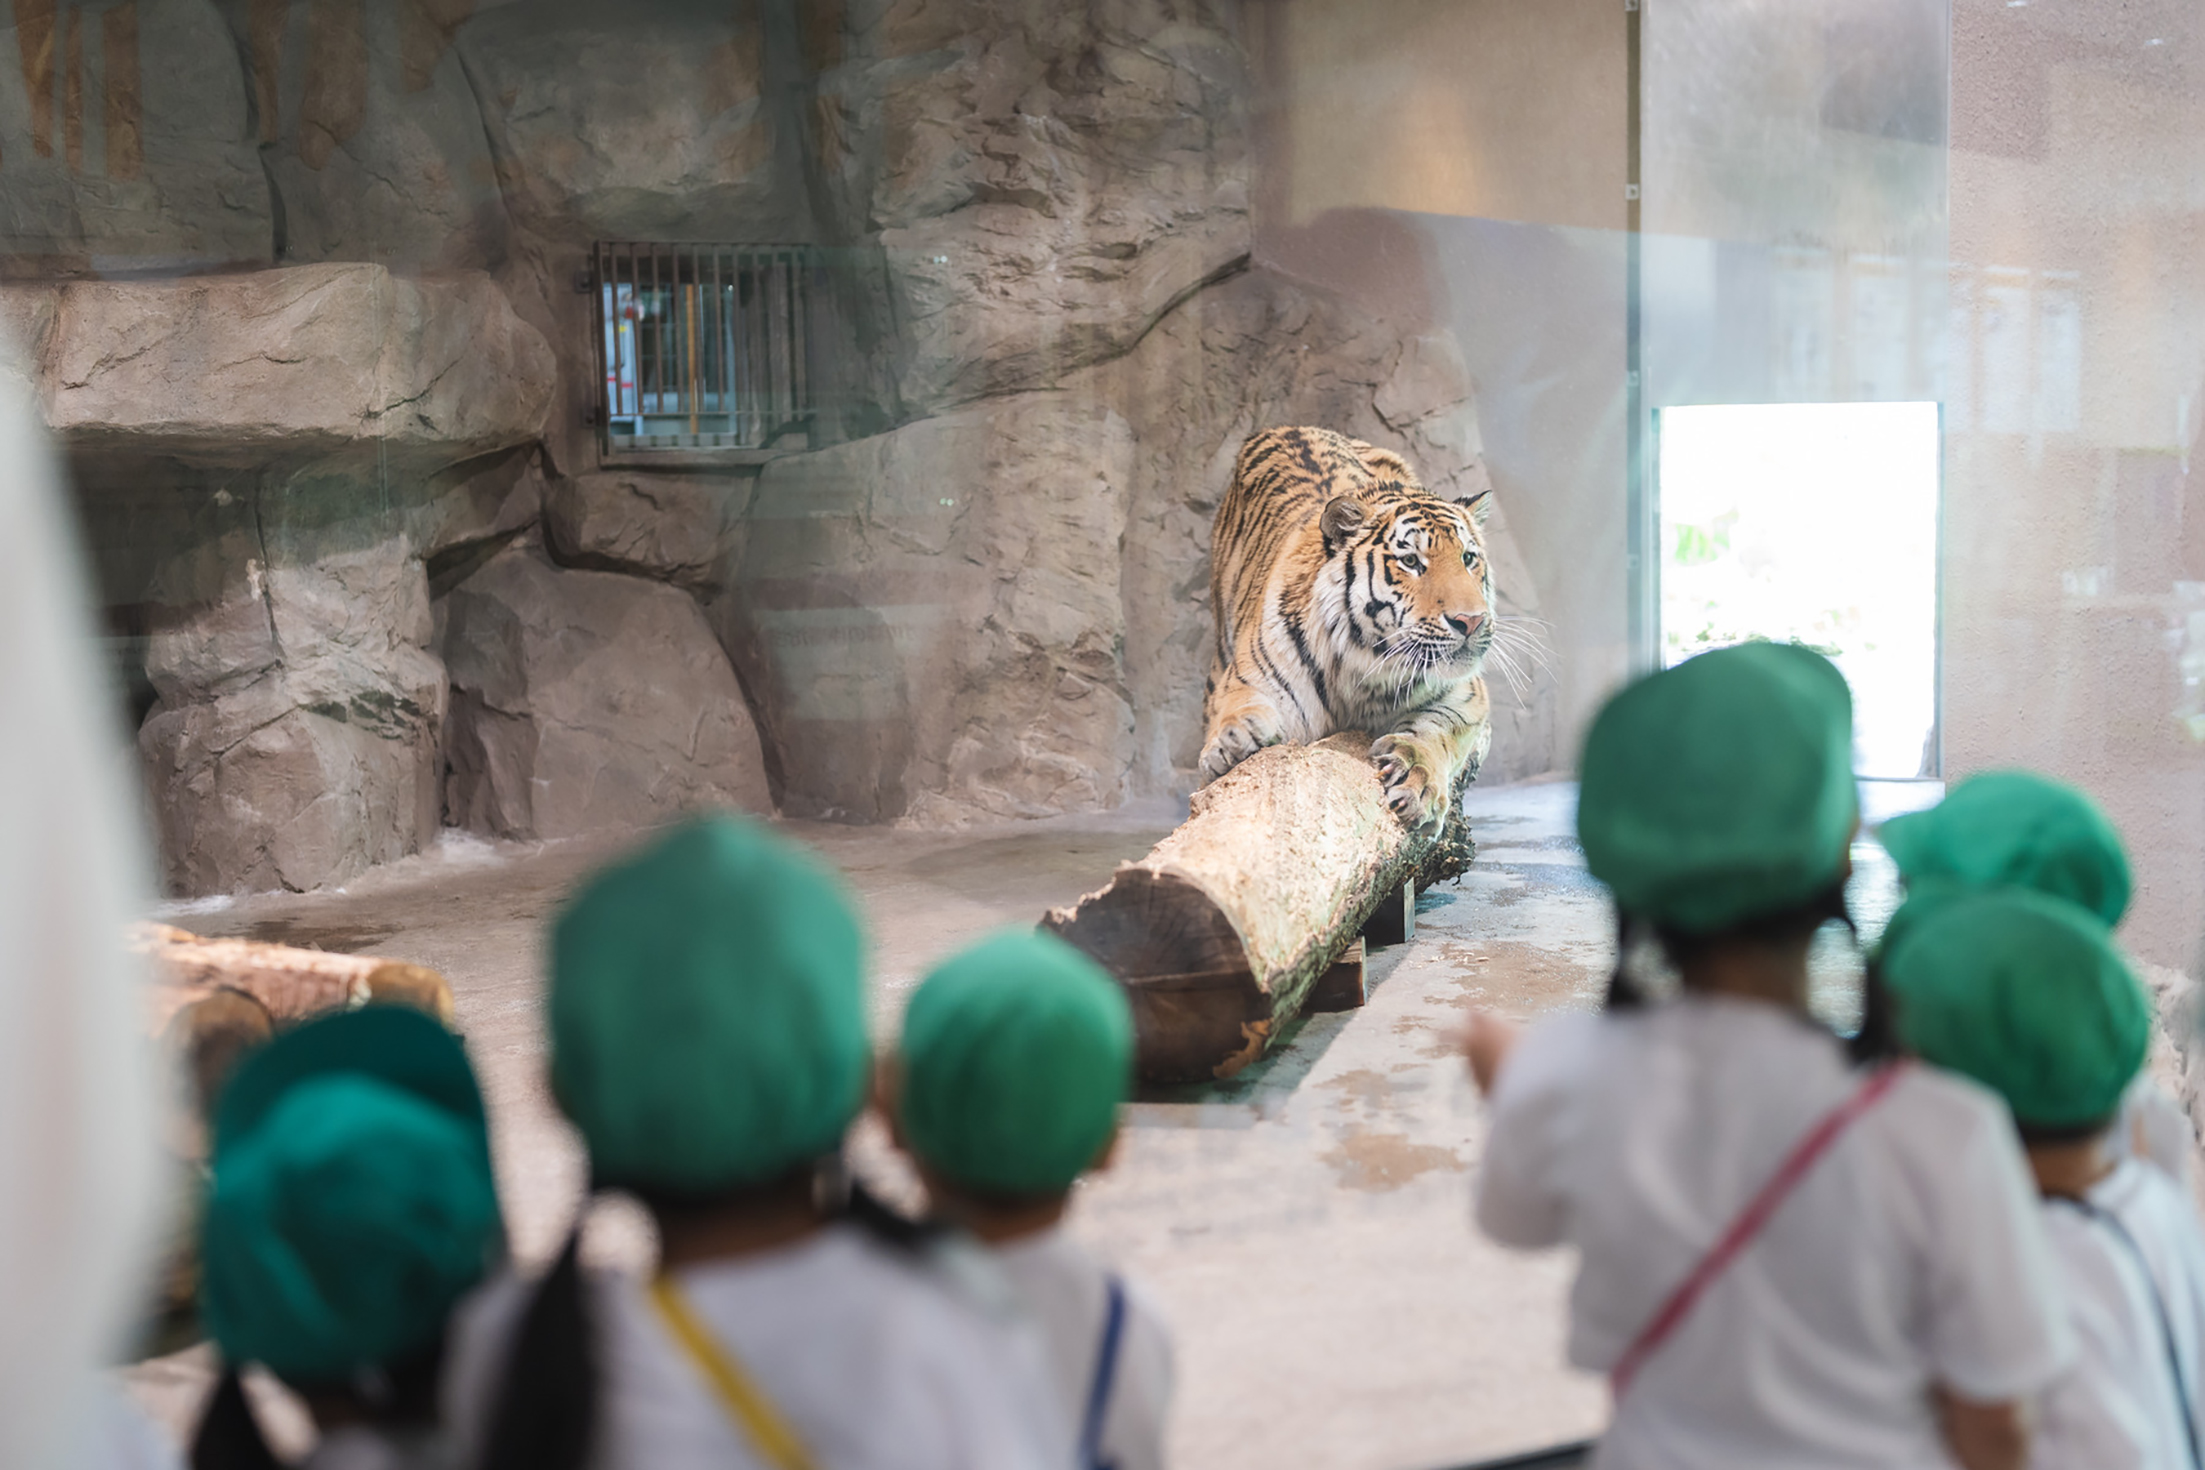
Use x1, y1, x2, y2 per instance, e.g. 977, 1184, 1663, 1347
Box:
550, 815, 868, 1193
1885, 886, 2149, 1129
1873, 877, 1967, 964
1879, 769, 2130, 927
201, 1008, 501, 1382
899, 930, 1134, 1197
1578, 642, 1857, 934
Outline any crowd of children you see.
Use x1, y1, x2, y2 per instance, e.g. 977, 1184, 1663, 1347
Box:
1467, 643, 2205, 1469
176, 816, 1171, 1470
144, 639, 2205, 1470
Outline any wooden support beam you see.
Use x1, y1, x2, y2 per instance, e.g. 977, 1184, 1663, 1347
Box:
1361, 880, 1415, 948
1043, 732, 1475, 1082
1306, 938, 1368, 1013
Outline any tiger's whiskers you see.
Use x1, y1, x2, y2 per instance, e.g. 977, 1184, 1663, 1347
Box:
1483, 618, 1554, 703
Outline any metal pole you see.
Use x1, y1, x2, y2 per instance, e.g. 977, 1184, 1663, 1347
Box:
645, 247, 659, 432
1624, 0, 1656, 674
686, 273, 700, 437
710, 248, 727, 438
588, 244, 607, 457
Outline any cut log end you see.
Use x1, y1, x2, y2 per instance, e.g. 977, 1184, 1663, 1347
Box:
1042, 867, 1266, 1084
1045, 731, 1479, 1082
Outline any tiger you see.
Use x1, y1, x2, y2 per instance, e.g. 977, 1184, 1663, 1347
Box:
1198, 426, 1495, 832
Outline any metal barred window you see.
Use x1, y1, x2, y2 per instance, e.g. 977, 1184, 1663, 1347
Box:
589, 242, 823, 456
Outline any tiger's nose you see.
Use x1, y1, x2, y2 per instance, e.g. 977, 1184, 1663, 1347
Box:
1446, 611, 1486, 641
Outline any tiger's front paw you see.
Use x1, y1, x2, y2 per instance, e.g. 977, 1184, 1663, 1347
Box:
1370, 733, 1446, 832
1199, 710, 1286, 782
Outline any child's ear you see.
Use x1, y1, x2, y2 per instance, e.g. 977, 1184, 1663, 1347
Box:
872, 1052, 909, 1151
1084, 1123, 1122, 1176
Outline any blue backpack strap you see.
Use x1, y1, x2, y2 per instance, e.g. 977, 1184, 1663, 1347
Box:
1078, 1275, 1129, 1470
2060, 1196, 2204, 1470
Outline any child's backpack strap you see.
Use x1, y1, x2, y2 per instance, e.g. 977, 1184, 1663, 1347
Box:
2055, 1194, 2204, 1470
1079, 1274, 1129, 1470
1610, 1061, 1909, 1399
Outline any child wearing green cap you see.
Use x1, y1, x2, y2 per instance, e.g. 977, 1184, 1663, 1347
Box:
889, 929, 1175, 1470
1885, 887, 2205, 1470
187, 1004, 505, 1470
443, 816, 1065, 1470
1462, 643, 2071, 1470
1877, 768, 2193, 1187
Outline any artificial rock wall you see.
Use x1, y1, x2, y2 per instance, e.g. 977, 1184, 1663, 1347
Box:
1, 0, 1548, 895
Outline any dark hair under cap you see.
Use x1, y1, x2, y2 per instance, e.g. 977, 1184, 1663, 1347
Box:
1602, 878, 1880, 1052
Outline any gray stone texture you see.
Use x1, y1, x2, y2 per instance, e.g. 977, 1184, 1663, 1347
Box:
138, 538, 445, 895
9, 0, 1555, 895
237, 0, 512, 271
454, 0, 809, 245
542, 471, 736, 589
12, 264, 556, 896
4, 264, 553, 470
0, 0, 273, 270
408, 448, 549, 567
846, 0, 1254, 415
442, 540, 773, 841
722, 399, 1138, 824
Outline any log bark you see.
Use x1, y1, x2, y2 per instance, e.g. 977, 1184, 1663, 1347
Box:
1043, 732, 1475, 1083
130, 922, 454, 1034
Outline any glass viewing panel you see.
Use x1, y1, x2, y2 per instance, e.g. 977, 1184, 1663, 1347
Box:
11, 1, 2205, 1466
1658, 401, 1941, 778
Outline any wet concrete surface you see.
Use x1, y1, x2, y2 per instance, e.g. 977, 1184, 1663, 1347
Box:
129, 781, 1623, 1469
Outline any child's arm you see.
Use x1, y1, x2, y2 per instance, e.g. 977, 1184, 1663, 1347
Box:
1933, 1386, 2029, 1470
1464, 1011, 1595, 1249
1458, 1011, 1522, 1096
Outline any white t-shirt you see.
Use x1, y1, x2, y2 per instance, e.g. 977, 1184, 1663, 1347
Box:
992, 1226, 1174, 1470
444, 1221, 1068, 1470
2032, 1159, 2205, 1470
71, 1384, 181, 1470
1476, 998, 2072, 1470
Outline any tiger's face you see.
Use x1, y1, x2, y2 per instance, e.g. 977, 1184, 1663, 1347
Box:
1323, 493, 1494, 677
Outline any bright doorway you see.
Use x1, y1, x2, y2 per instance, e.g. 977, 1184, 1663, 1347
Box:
1657, 402, 1942, 778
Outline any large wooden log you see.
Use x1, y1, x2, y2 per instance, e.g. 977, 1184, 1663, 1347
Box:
1043, 732, 1474, 1083
131, 923, 460, 1352
129, 922, 454, 1035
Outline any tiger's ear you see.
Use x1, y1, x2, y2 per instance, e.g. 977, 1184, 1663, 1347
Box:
1456, 489, 1493, 527
1320, 496, 1368, 552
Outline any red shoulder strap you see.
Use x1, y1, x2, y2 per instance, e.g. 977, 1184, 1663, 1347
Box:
1609, 1061, 1909, 1400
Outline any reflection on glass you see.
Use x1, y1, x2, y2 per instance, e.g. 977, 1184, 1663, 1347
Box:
1659, 401, 1940, 777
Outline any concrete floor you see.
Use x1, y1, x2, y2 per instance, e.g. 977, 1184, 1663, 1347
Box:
128, 781, 1632, 1468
